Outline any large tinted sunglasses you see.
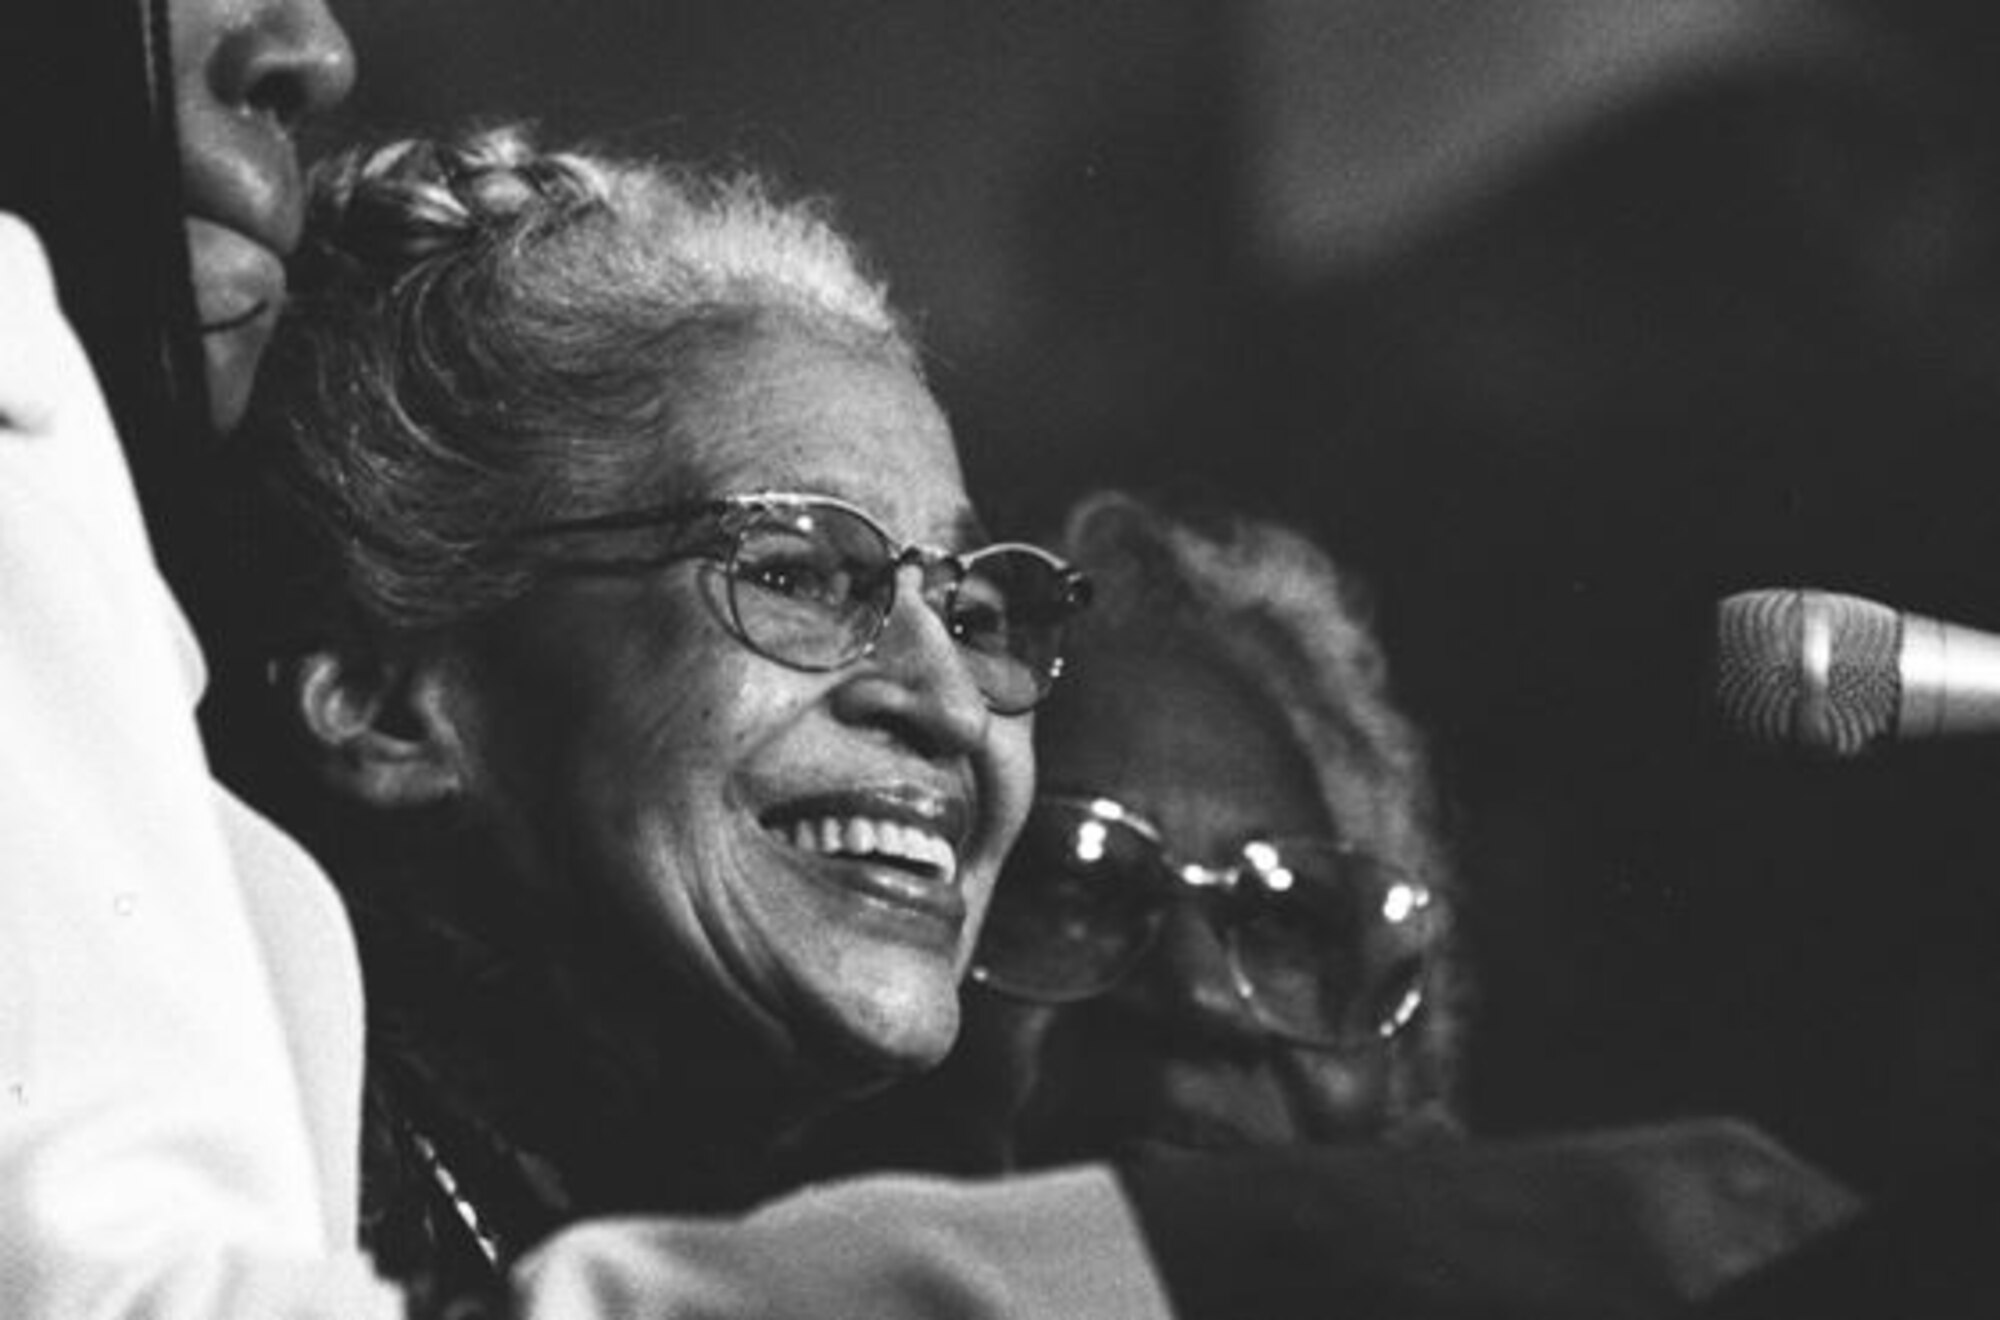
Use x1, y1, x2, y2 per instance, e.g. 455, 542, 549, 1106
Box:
971, 794, 1441, 1049
517, 491, 1092, 714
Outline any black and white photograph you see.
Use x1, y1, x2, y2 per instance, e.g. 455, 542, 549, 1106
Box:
7, 2, 2000, 1316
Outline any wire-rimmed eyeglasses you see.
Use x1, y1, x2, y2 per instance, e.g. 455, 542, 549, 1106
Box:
970, 793, 1441, 1049
515, 491, 1093, 715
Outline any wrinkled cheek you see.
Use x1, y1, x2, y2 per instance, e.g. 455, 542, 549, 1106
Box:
825, 943, 964, 1071
662, 834, 822, 1037
986, 728, 1038, 848
619, 813, 717, 940
954, 874, 1001, 973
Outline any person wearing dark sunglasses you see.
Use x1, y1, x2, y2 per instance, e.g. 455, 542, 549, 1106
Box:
963, 489, 1463, 1165
955, 494, 1869, 1311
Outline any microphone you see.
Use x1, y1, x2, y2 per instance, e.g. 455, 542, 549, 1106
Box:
1714, 589, 2000, 756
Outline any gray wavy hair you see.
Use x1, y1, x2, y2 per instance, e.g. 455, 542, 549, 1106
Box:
249, 122, 915, 640
1052, 489, 1465, 1129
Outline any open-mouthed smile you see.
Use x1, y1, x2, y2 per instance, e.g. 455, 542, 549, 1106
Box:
759, 788, 972, 928
776, 814, 959, 880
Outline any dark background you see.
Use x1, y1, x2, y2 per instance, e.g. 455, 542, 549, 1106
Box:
316, 0, 2000, 1197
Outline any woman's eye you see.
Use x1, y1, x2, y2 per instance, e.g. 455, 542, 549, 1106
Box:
948, 584, 1013, 651
738, 549, 856, 605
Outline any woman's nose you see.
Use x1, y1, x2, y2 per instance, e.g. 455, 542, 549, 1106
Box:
828, 568, 991, 756
203, 0, 357, 128
1119, 898, 1263, 1042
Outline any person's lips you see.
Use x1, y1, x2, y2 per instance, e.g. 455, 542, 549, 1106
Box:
184, 217, 291, 429
185, 217, 286, 335
761, 786, 972, 928
201, 301, 268, 334
177, 108, 309, 429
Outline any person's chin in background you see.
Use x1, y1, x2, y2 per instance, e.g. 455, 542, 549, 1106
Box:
171, 0, 354, 433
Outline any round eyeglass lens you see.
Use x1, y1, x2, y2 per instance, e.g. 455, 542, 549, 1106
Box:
1226, 843, 1436, 1048
727, 503, 895, 670
948, 549, 1070, 713
973, 800, 1167, 1002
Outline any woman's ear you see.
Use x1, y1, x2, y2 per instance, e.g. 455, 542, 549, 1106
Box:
288, 648, 467, 808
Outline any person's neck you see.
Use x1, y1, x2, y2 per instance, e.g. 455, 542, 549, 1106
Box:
350, 837, 832, 1219
533, 942, 834, 1214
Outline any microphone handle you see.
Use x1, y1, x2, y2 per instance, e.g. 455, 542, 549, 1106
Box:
1898, 613, 2000, 741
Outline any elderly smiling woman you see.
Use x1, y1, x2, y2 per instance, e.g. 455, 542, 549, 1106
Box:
232, 124, 1088, 1295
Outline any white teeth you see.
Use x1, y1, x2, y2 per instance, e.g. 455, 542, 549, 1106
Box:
777, 814, 959, 879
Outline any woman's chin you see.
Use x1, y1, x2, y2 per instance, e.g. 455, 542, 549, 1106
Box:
202, 328, 267, 434
802, 963, 963, 1089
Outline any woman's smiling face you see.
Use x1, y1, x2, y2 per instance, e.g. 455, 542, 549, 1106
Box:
439, 323, 1035, 1091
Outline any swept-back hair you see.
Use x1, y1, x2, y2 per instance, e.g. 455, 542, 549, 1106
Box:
248, 122, 913, 642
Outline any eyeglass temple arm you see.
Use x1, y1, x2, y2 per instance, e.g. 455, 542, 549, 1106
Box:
511, 498, 730, 540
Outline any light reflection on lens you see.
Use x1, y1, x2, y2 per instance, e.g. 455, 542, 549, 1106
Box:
1382, 881, 1427, 924
974, 794, 1440, 1049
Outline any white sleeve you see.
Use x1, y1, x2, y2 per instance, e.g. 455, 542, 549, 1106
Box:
0, 212, 401, 1319
511, 1165, 1175, 1320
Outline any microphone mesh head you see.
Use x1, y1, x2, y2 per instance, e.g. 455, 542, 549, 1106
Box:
1822, 602, 1902, 750
1715, 590, 1803, 745
1714, 589, 1901, 756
